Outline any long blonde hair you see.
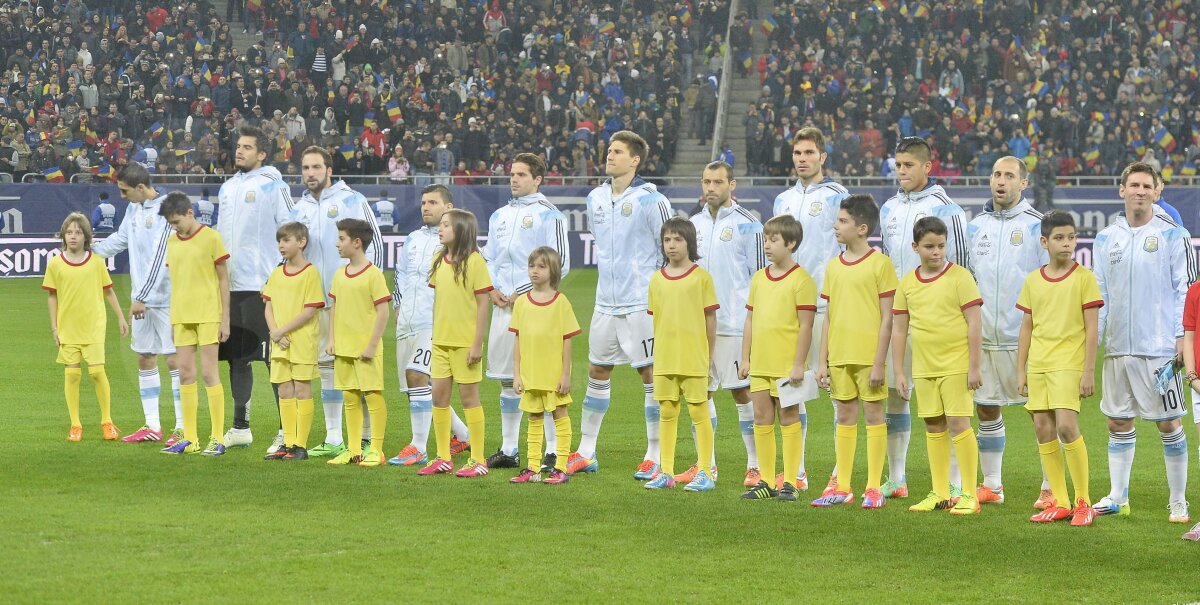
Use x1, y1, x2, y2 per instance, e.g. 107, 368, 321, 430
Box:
429, 208, 479, 285
57, 212, 93, 249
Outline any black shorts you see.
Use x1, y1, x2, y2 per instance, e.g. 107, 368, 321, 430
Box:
219, 290, 270, 361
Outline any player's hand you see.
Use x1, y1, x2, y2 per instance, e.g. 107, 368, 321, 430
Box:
325, 343, 336, 358
894, 374, 911, 401
270, 328, 286, 342
513, 377, 524, 394
467, 344, 482, 365
278, 336, 291, 350
359, 344, 377, 362
1080, 368, 1095, 398
130, 300, 147, 320
737, 358, 750, 381
52, 330, 59, 347
219, 320, 230, 343
556, 375, 571, 395
118, 317, 129, 337
788, 364, 805, 386
967, 368, 983, 391
869, 364, 885, 389
1017, 371, 1028, 397
489, 289, 510, 308
816, 365, 830, 390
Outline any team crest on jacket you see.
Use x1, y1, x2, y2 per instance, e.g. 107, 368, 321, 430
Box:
808, 201, 823, 216
327, 205, 339, 218
1144, 236, 1159, 252
621, 201, 633, 216
721, 227, 733, 241
521, 216, 534, 229
144, 217, 154, 228
1009, 230, 1023, 246
244, 191, 256, 203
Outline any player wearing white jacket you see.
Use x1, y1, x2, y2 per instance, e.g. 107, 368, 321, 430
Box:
1092, 163, 1197, 522
481, 154, 571, 469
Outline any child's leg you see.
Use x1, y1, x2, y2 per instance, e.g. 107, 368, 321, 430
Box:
779, 402, 803, 487
687, 398, 715, 473
88, 364, 112, 424
364, 390, 387, 457
552, 407, 571, 472
751, 390, 777, 485
527, 412, 545, 471
834, 399, 861, 492
177, 345, 200, 443
344, 390, 364, 456
460, 382, 486, 465
1033, 411, 1070, 507
948, 415, 978, 497
924, 416, 952, 500
658, 399, 681, 476
732, 388, 757, 470
200, 344, 224, 442
1056, 409, 1089, 505
64, 365, 82, 427
278, 381, 297, 447
864, 400, 887, 491
431, 377, 453, 460
295, 381, 314, 448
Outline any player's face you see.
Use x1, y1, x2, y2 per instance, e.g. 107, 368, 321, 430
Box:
606, 140, 638, 178
763, 232, 792, 264
117, 181, 148, 204
277, 234, 305, 259
437, 214, 455, 245
335, 231, 355, 258
701, 167, 734, 210
1040, 225, 1077, 261
301, 154, 332, 193
989, 158, 1026, 209
165, 211, 195, 235
792, 140, 825, 181
234, 135, 265, 171
894, 152, 931, 193
509, 162, 541, 198
661, 230, 688, 263
528, 257, 550, 287
62, 222, 85, 251
1119, 171, 1156, 218
833, 208, 861, 244
421, 193, 450, 227
912, 232, 947, 269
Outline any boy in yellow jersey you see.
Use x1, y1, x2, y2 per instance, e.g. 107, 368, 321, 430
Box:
509, 247, 581, 485
1018, 210, 1103, 526
813, 194, 897, 507
262, 222, 325, 461
326, 218, 392, 467
158, 192, 231, 455
44, 213, 129, 442
893, 217, 984, 514
738, 214, 817, 501
644, 217, 719, 491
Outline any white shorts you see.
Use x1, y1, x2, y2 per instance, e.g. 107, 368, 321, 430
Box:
885, 338, 913, 398
808, 311, 825, 373
588, 310, 654, 368
709, 335, 750, 391
975, 349, 1027, 405
395, 329, 433, 392
486, 305, 515, 380
1100, 356, 1187, 421
130, 306, 175, 355
318, 308, 333, 364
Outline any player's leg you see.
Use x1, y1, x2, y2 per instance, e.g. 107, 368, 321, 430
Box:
1138, 358, 1189, 522
168, 331, 201, 453
571, 312, 619, 472
648, 377, 680, 488
311, 309, 344, 456
486, 306, 522, 467
742, 382, 778, 500
164, 349, 184, 440
626, 312, 661, 478
222, 295, 256, 444
681, 377, 715, 491
635, 364, 660, 479
975, 350, 1014, 503
814, 394, 859, 506
884, 342, 913, 497
1029, 408, 1071, 523
199, 339, 226, 455
778, 400, 803, 500
63, 355, 83, 440
272, 377, 297, 458
730, 386, 759, 486
1158, 418, 1190, 522
1096, 357, 1137, 514
545, 405, 572, 483
391, 331, 426, 465
1055, 407, 1092, 525
133, 353, 164, 436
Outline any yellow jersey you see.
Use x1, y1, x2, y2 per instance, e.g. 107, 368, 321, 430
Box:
893, 262, 983, 378
429, 251, 493, 348
822, 249, 899, 366
165, 225, 229, 325
329, 262, 391, 357
648, 264, 720, 377
262, 262, 325, 364
1016, 263, 1104, 373
508, 291, 582, 391
746, 264, 818, 377
42, 251, 113, 345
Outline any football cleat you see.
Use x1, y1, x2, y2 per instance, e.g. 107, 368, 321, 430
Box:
777, 482, 798, 502
1033, 489, 1056, 510
510, 468, 542, 484
1181, 522, 1200, 541
387, 445, 428, 466
796, 473, 809, 492
449, 436, 470, 456
265, 432, 286, 455
201, 438, 226, 456
101, 422, 120, 441
308, 442, 347, 458
264, 446, 290, 460
68, 425, 83, 442
122, 426, 163, 443
358, 449, 383, 467
633, 459, 661, 481
949, 483, 963, 506
684, 470, 716, 492
283, 446, 308, 460
812, 491, 855, 507
543, 469, 571, 485
566, 452, 599, 474
164, 429, 185, 447
909, 492, 953, 512
881, 479, 909, 499
977, 484, 1005, 505
539, 453, 557, 474
1169, 501, 1191, 524
455, 461, 490, 478
742, 480, 778, 500
743, 467, 762, 487
161, 439, 200, 454
327, 451, 362, 465
1071, 498, 1096, 527
861, 488, 886, 509
644, 472, 676, 489
820, 474, 839, 497
1092, 496, 1131, 516
417, 458, 453, 476
674, 464, 699, 484
223, 427, 253, 448
485, 449, 521, 469
950, 495, 980, 516
1030, 506, 1072, 523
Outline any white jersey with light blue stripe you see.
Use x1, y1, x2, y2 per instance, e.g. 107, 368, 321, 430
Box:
967, 199, 1047, 350
880, 181, 971, 278
92, 193, 171, 308
587, 177, 672, 315
289, 179, 383, 305
773, 177, 848, 312
482, 192, 570, 296
393, 225, 440, 336
692, 201, 764, 336
217, 166, 295, 291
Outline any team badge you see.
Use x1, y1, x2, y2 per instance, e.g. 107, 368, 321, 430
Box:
1144, 236, 1159, 252
720, 227, 733, 241
808, 201, 823, 216
327, 205, 339, 218
244, 191, 256, 204
521, 216, 534, 229
145, 216, 154, 228
621, 202, 633, 217
1009, 230, 1023, 246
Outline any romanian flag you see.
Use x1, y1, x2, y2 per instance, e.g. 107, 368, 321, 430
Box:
1156, 104, 1169, 119
913, 3, 928, 17
1154, 127, 1177, 152
201, 62, 213, 86
826, 24, 835, 42
84, 129, 100, 145
385, 99, 401, 123
1027, 120, 1040, 138
97, 162, 113, 181
870, 0, 887, 13
150, 122, 164, 139
194, 36, 206, 52
1008, 34, 1022, 52
247, 0, 261, 11
363, 112, 376, 129
1161, 162, 1174, 183
345, 36, 359, 52
741, 52, 753, 70
899, 0, 909, 15
282, 139, 292, 160
676, 6, 692, 26
1180, 162, 1197, 177
1030, 80, 1049, 97
339, 144, 355, 161
760, 15, 777, 34
1091, 111, 1108, 122
376, 0, 388, 10
598, 21, 616, 35
42, 167, 65, 183
25, 108, 35, 126
1131, 138, 1147, 156
1083, 147, 1100, 167
327, 89, 336, 103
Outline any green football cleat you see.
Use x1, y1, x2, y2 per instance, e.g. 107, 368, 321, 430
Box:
308, 441, 347, 458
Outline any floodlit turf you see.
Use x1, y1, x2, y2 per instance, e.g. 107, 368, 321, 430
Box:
3, 270, 1198, 603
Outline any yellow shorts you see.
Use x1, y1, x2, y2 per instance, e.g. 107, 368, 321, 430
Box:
57, 343, 104, 365
749, 375, 781, 398
520, 389, 572, 414
1026, 370, 1082, 413
431, 345, 482, 384
174, 322, 219, 346
271, 358, 317, 383
334, 354, 385, 392
653, 374, 709, 404
914, 374, 973, 417
830, 364, 888, 402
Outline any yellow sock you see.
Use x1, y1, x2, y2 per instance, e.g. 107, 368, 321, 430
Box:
296, 398, 314, 448
64, 367, 82, 427
1038, 440, 1069, 508
180, 382, 199, 443
688, 401, 713, 472
89, 366, 111, 423
658, 400, 681, 475
527, 415, 544, 471
952, 428, 979, 494
1062, 436, 1090, 505
278, 397, 298, 447
754, 424, 777, 486
554, 415, 571, 471
927, 430, 951, 500
206, 384, 225, 442
344, 390, 363, 455
432, 406, 451, 460
781, 422, 803, 485
866, 423, 887, 490
835, 424, 858, 492
365, 391, 386, 457
464, 406, 486, 465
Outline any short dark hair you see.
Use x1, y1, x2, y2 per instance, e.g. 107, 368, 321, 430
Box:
895, 136, 932, 163
764, 214, 803, 252
703, 160, 734, 181
237, 124, 271, 156
610, 130, 648, 171
512, 152, 546, 181
661, 217, 699, 262
276, 221, 309, 247
337, 218, 373, 250
792, 127, 826, 151
1040, 209, 1076, 238
117, 162, 151, 187
421, 184, 452, 204
301, 145, 332, 169
158, 191, 192, 218
1120, 162, 1159, 188
913, 216, 947, 243
840, 194, 880, 235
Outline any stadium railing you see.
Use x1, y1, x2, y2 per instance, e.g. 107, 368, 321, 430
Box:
710, 0, 740, 163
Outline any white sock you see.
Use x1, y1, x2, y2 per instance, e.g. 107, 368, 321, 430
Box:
796, 401, 808, 477
885, 396, 911, 484
577, 378, 611, 459
450, 407, 470, 441
977, 417, 1005, 489
1107, 429, 1136, 503
500, 383, 522, 455
949, 445, 961, 489
138, 368, 163, 431
362, 404, 372, 441
829, 401, 838, 478
544, 413, 558, 455
320, 365, 344, 446
408, 385, 433, 451
170, 369, 183, 429
707, 398, 718, 468
644, 383, 659, 463
736, 401, 757, 468
1163, 427, 1188, 505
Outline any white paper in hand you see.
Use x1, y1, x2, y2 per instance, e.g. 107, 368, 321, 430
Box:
777, 371, 817, 408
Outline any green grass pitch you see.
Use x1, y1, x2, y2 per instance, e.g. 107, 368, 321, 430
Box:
3, 270, 1198, 603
